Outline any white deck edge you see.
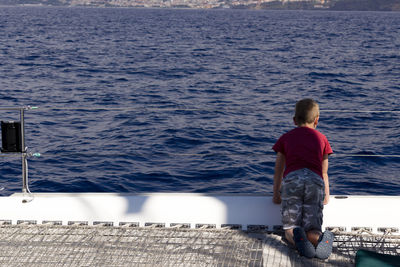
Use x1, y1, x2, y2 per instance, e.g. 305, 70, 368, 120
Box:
0, 193, 398, 234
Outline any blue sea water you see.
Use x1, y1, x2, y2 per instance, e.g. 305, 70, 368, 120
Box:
0, 7, 399, 196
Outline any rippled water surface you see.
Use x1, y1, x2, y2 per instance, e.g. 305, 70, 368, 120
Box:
0, 7, 399, 195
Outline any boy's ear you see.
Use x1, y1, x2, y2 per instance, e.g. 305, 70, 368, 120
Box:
293, 117, 297, 126
314, 116, 319, 127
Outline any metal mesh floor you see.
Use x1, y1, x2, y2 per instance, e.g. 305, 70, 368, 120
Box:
0, 225, 398, 266
0, 225, 263, 267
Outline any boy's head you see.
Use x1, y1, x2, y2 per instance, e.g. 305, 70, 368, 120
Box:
294, 98, 319, 126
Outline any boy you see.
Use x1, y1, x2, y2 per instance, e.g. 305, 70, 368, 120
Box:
272, 98, 334, 259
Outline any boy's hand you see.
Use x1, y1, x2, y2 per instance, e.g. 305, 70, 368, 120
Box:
273, 194, 281, 204
323, 194, 330, 205
272, 152, 285, 205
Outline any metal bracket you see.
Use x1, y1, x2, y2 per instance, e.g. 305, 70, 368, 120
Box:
0, 106, 37, 194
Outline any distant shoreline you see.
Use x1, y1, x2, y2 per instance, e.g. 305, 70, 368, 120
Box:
1, 0, 400, 12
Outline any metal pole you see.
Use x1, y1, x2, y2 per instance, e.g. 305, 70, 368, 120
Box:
20, 108, 28, 193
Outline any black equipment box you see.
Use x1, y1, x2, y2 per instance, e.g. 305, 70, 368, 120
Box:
1, 121, 22, 153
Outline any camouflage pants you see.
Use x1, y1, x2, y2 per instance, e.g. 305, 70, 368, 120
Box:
281, 168, 325, 232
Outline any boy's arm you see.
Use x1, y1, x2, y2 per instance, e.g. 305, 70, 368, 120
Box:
273, 152, 285, 204
322, 154, 330, 205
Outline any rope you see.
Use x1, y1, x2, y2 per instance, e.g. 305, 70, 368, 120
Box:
2, 106, 400, 114
1, 151, 400, 159
323, 109, 400, 114
330, 154, 400, 158
331, 227, 400, 257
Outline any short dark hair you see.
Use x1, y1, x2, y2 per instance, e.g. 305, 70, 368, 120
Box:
294, 99, 319, 125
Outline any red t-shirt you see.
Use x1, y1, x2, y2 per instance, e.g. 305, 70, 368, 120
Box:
272, 127, 333, 178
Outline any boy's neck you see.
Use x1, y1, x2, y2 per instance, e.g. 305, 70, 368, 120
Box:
294, 116, 319, 129
297, 122, 317, 129
293, 116, 319, 129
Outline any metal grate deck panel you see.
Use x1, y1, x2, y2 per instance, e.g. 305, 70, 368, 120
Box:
0, 225, 398, 266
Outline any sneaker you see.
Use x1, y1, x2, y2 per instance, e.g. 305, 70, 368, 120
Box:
293, 227, 316, 258
315, 230, 334, 259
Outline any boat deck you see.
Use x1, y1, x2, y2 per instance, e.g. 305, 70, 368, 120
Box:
0, 193, 399, 266
1, 224, 398, 266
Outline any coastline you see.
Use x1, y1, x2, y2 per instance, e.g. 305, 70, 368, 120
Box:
0, 0, 400, 12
